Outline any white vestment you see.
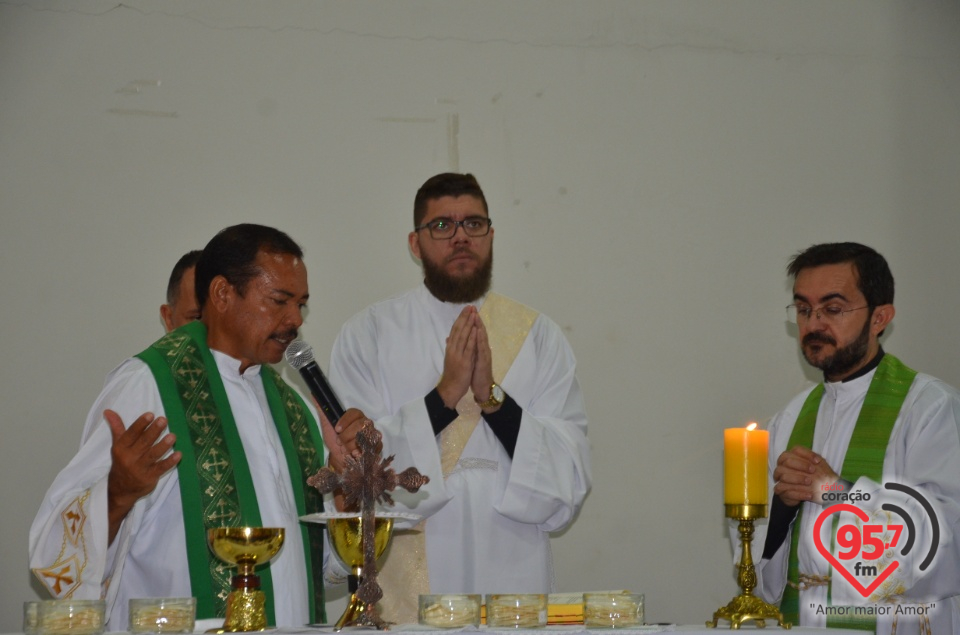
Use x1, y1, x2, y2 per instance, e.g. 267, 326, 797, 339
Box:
30, 351, 326, 631
329, 284, 591, 597
741, 365, 960, 633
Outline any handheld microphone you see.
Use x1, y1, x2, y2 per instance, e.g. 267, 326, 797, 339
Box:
284, 340, 345, 427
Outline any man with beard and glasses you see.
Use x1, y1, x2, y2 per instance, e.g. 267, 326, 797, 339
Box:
328, 172, 591, 623
738, 242, 960, 632
31, 224, 370, 631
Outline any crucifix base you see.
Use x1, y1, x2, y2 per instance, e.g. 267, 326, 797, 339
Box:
336, 583, 373, 631
300, 511, 422, 630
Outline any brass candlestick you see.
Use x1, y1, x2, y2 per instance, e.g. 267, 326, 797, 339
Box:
207, 527, 285, 632
708, 504, 791, 630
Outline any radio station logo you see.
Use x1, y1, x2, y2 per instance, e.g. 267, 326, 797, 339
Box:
812, 482, 940, 598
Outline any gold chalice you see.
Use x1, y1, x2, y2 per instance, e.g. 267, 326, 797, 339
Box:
207, 527, 285, 632
301, 511, 420, 630
328, 513, 394, 629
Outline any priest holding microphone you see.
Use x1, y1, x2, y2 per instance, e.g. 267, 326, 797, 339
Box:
29, 224, 371, 631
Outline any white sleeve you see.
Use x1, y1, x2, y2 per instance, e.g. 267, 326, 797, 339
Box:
491, 316, 591, 531
328, 313, 448, 527
831, 379, 960, 605
29, 359, 165, 611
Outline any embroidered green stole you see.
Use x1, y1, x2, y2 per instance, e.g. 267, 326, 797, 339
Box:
780, 354, 917, 630
136, 321, 327, 624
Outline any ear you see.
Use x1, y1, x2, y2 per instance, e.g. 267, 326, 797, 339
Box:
870, 304, 895, 336
208, 276, 234, 314
160, 304, 174, 333
408, 231, 422, 260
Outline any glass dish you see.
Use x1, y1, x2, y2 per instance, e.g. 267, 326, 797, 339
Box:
37, 599, 106, 635
485, 594, 547, 629
582, 592, 644, 628
129, 597, 197, 633
418, 594, 482, 628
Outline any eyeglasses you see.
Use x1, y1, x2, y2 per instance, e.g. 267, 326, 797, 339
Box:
414, 217, 492, 240
786, 303, 869, 325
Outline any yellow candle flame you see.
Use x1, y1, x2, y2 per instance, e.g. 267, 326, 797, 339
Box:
746, 422, 758, 431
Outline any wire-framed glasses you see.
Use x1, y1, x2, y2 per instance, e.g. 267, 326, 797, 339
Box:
786, 303, 869, 325
414, 217, 492, 240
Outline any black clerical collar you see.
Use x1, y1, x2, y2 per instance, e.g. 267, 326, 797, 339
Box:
832, 347, 885, 384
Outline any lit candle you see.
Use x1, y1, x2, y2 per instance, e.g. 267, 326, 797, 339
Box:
724, 423, 769, 505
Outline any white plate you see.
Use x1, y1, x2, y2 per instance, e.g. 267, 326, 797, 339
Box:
299, 510, 422, 524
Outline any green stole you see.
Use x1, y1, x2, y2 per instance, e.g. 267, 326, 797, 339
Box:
780, 354, 917, 630
136, 321, 327, 625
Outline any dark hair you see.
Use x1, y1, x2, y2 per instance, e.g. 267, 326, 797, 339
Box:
165, 250, 203, 305
787, 242, 894, 307
413, 173, 488, 227
195, 224, 303, 309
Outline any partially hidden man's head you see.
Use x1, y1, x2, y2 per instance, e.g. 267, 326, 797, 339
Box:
787, 242, 895, 381
161, 249, 202, 333
409, 172, 494, 304
196, 224, 309, 371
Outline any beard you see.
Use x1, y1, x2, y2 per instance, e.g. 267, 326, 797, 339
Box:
802, 315, 871, 379
422, 247, 493, 304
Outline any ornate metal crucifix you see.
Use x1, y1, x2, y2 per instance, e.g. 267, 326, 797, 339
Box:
308, 424, 429, 629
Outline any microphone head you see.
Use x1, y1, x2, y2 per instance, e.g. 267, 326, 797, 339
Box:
284, 340, 315, 370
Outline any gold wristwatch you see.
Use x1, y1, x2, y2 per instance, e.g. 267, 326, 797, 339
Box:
475, 383, 504, 409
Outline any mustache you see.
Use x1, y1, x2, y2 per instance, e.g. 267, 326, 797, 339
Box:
446, 246, 477, 260
272, 328, 299, 341
803, 332, 836, 346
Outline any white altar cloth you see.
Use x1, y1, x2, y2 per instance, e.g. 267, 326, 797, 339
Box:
268, 624, 857, 635
2, 623, 861, 635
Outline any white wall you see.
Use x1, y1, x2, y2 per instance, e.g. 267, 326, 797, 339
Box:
2, 0, 958, 629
